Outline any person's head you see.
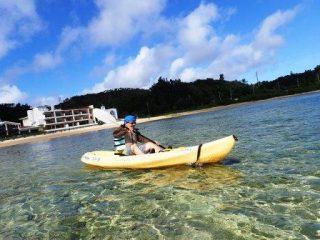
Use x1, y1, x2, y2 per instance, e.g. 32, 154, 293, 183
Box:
124, 115, 136, 128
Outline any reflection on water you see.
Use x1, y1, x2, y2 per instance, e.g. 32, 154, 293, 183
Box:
83, 164, 242, 192
0, 92, 320, 239
122, 165, 242, 192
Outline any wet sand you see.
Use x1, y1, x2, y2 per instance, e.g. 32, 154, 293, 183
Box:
1, 90, 319, 148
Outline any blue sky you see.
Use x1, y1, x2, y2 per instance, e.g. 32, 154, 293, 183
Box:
0, 0, 319, 106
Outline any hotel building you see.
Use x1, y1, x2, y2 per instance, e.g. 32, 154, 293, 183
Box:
20, 105, 118, 133
43, 106, 97, 132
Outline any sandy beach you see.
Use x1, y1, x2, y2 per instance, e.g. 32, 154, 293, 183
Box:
0, 103, 238, 148
0, 106, 224, 148
1, 90, 319, 148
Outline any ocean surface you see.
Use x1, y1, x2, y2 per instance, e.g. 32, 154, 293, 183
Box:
0, 92, 319, 239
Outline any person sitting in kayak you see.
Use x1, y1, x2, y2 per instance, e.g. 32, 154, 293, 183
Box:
113, 115, 163, 155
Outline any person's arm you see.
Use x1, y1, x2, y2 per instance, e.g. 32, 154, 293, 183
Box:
136, 130, 153, 144
113, 125, 128, 138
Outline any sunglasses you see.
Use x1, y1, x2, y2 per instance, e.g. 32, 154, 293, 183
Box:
127, 121, 136, 124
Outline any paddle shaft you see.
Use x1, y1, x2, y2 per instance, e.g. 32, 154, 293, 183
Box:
136, 131, 166, 149
121, 124, 167, 149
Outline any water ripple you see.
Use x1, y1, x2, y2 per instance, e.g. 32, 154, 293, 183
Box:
0, 92, 320, 239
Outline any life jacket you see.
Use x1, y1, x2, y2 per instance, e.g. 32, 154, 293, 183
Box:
114, 137, 126, 155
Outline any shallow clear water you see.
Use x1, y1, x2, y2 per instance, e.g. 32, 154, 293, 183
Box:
0, 92, 319, 239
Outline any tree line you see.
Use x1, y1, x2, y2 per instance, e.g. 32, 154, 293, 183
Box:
1, 65, 319, 122
57, 65, 320, 118
0, 103, 31, 123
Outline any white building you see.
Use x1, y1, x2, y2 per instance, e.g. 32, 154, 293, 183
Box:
43, 105, 97, 132
20, 107, 47, 127
20, 105, 118, 133
100, 106, 118, 120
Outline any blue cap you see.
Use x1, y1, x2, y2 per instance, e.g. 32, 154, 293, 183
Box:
124, 115, 136, 124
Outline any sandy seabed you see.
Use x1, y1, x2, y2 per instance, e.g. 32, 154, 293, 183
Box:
1, 90, 319, 148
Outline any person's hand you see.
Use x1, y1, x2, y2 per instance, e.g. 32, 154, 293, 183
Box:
124, 124, 133, 132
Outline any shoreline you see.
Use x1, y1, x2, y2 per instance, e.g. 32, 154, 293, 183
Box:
1, 90, 319, 148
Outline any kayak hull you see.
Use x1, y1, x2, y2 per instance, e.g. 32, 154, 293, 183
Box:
81, 135, 237, 169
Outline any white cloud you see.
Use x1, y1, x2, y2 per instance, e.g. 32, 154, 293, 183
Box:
54, 0, 166, 54
0, 0, 43, 59
87, 0, 166, 47
83, 3, 299, 92
179, 67, 208, 82
90, 54, 117, 77
170, 58, 185, 76
206, 8, 299, 79
0, 84, 27, 103
57, 27, 84, 54
253, 8, 297, 51
0, 65, 28, 85
28, 27, 82, 72
25, 0, 166, 73
177, 3, 220, 63
0, 38, 15, 60
171, 4, 298, 81
84, 2, 223, 92
178, 3, 218, 47
32, 52, 62, 72
0, 0, 169, 103
32, 96, 61, 107
84, 45, 174, 93
0, 0, 300, 103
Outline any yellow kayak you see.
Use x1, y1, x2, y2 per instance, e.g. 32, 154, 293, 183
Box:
81, 135, 237, 169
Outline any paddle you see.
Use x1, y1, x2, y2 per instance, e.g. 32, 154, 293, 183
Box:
133, 130, 168, 150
